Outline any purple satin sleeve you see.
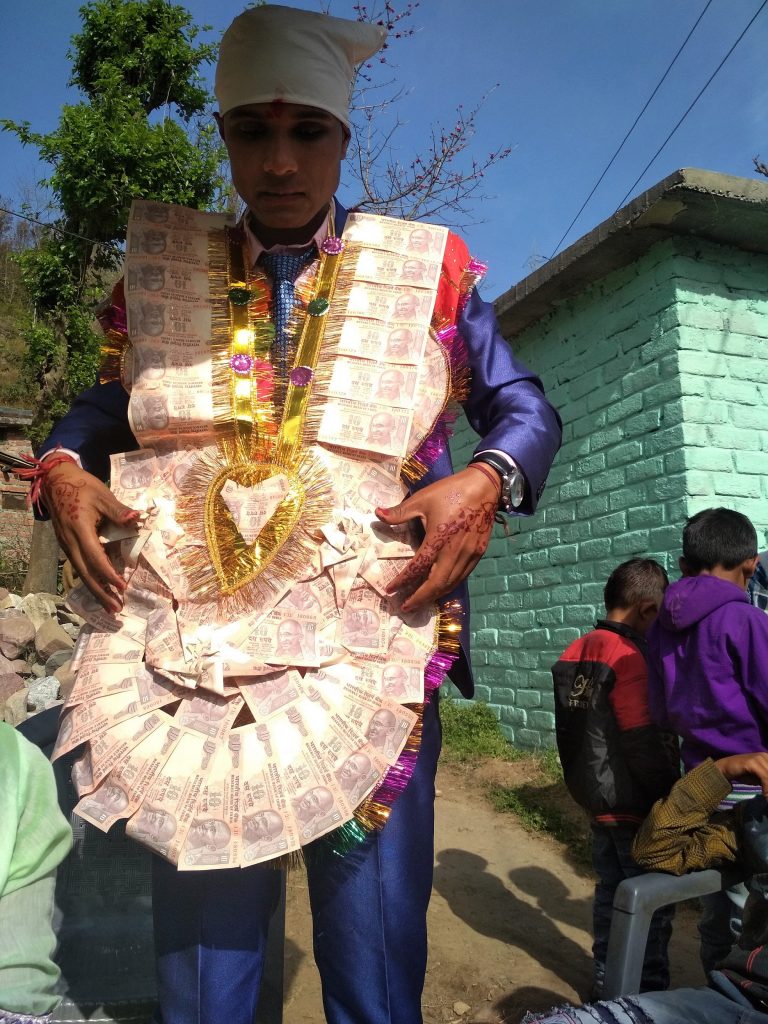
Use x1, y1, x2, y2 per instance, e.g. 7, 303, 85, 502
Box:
459, 288, 562, 513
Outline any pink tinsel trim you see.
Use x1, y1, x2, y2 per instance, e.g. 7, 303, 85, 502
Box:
410, 328, 469, 473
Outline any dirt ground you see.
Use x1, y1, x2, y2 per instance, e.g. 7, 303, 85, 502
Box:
282, 756, 705, 1024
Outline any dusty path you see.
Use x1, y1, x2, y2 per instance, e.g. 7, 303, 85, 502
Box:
283, 758, 704, 1023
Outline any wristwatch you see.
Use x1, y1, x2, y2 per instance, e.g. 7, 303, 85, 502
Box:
471, 453, 525, 513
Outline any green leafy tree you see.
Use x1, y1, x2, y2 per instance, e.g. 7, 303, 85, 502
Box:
2, 0, 226, 445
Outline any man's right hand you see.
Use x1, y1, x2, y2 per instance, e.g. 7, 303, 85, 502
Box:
43, 460, 139, 613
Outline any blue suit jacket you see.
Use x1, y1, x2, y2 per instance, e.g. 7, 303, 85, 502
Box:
40, 201, 562, 696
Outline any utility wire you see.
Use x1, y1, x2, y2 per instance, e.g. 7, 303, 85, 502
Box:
614, 0, 768, 211
549, 0, 713, 261
0, 203, 122, 255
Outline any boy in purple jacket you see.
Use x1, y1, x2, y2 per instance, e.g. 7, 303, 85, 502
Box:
647, 506, 768, 972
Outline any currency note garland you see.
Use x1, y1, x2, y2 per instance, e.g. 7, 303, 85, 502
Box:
60, 200, 487, 869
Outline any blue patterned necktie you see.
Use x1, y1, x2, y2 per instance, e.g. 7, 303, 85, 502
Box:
259, 248, 317, 400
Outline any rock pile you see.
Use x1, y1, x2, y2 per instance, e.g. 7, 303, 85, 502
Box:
0, 588, 82, 725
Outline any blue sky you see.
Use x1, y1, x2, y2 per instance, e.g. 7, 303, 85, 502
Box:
1, 0, 767, 298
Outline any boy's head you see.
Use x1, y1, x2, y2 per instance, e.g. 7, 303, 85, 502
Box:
604, 558, 669, 635
214, 6, 385, 244
680, 507, 758, 588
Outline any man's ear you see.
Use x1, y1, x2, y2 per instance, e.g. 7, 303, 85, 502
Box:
638, 599, 659, 626
744, 555, 759, 582
679, 556, 691, 576
340, 124, 351, 160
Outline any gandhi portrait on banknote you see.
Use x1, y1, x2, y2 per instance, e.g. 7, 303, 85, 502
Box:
242, 810, 286, 862
183, 819, 232, 865
365, 709, 397, 757
335, 752, 377, 806
79, 782, 130, 822
275, 619, 310, 660
293, 786, 336, 839
383, 327, 416, 360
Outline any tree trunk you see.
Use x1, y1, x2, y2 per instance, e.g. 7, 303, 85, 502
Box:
22, 519, 60, 595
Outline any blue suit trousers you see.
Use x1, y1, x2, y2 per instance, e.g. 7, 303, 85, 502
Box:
152, 698, 441, 1024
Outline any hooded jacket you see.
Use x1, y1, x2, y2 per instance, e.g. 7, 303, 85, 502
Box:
647, 575, 768, 772
553, 620, 679, 824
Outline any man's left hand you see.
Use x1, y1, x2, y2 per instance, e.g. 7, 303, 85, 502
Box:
376, 466, 501, 612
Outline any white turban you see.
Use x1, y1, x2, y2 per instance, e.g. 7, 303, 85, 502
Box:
215, 5, 386, 128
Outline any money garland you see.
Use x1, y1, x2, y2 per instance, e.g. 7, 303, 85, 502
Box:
57, 201, 482, 870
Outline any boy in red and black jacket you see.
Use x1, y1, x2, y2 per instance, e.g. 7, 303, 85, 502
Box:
552, 558, 680, 998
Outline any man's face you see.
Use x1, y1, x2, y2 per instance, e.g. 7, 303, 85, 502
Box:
244, 810, 283, 845
408, 228, 432, 253
140, 396, 168, 430
141, 229, 167, 254
385, 329, 413, 359
189, 818, 230, 850
217, 103, 349, 243
297, 786, 333, 821
377, 370, 404, 401
367, 709, 395, 745
276, 619, 303, 656
339, 752, 371, 785
368, 413, 394, 446
121, 465, 152, 490
140, 303, 165, 337
100, 784, 128, 813
139, 264, 166, 291
383, 665, 408, 696
401, 259, 425, 282
394, 293, 420, 319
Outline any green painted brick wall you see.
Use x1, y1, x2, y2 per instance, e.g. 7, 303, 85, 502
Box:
449, 235, 768, 748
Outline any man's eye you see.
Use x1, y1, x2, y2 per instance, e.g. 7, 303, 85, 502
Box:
236, 123, 266, 137
296, 125, 327, 140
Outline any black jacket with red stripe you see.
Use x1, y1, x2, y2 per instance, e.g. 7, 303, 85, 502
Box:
552, 620, 679, 825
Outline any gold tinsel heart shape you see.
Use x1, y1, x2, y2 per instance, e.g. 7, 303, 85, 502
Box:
204, 462, 305, 595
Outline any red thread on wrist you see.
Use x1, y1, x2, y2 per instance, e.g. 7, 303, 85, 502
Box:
466, 461, 501, 497
16, 447, 78, 513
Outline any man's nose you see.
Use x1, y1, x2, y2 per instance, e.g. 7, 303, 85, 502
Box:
263, 135, 298, 175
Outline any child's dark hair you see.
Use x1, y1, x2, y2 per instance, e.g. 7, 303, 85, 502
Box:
603, 558, 669, 612
682, 507, 757, 573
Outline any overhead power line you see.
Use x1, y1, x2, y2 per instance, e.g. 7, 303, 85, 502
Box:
549, 0, 713, 261
0, 203, 122, 255
614, 0, 768, 211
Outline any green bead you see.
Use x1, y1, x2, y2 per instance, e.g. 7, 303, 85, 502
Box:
307, 297, 330, 317
228, 286, 252, 306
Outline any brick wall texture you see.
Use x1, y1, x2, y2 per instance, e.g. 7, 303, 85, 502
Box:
450, 235, 768, 749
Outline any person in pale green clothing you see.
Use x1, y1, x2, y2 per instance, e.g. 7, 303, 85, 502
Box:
0, 721, 72, 1023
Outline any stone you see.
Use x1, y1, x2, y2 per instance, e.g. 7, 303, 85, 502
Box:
0, 672, 28, 726
20, 592, 59, 629
45, 649, 74, 676
54, 661, 76, 703
0, 594, 22, 611
10, 659, 31, 676
34, 619, 75, 662
0, 588, 8, 602
31, 664, 45, 678
57, 609, 85, 628
60, 622, 81, 639
27, 676, 60, 712
0, 614, 35, 659
453, 1004, 471, 1017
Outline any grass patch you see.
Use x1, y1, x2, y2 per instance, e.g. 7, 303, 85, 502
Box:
440, 697, 525, 763
440, 698, 592, 869
489, 782, 592, 868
